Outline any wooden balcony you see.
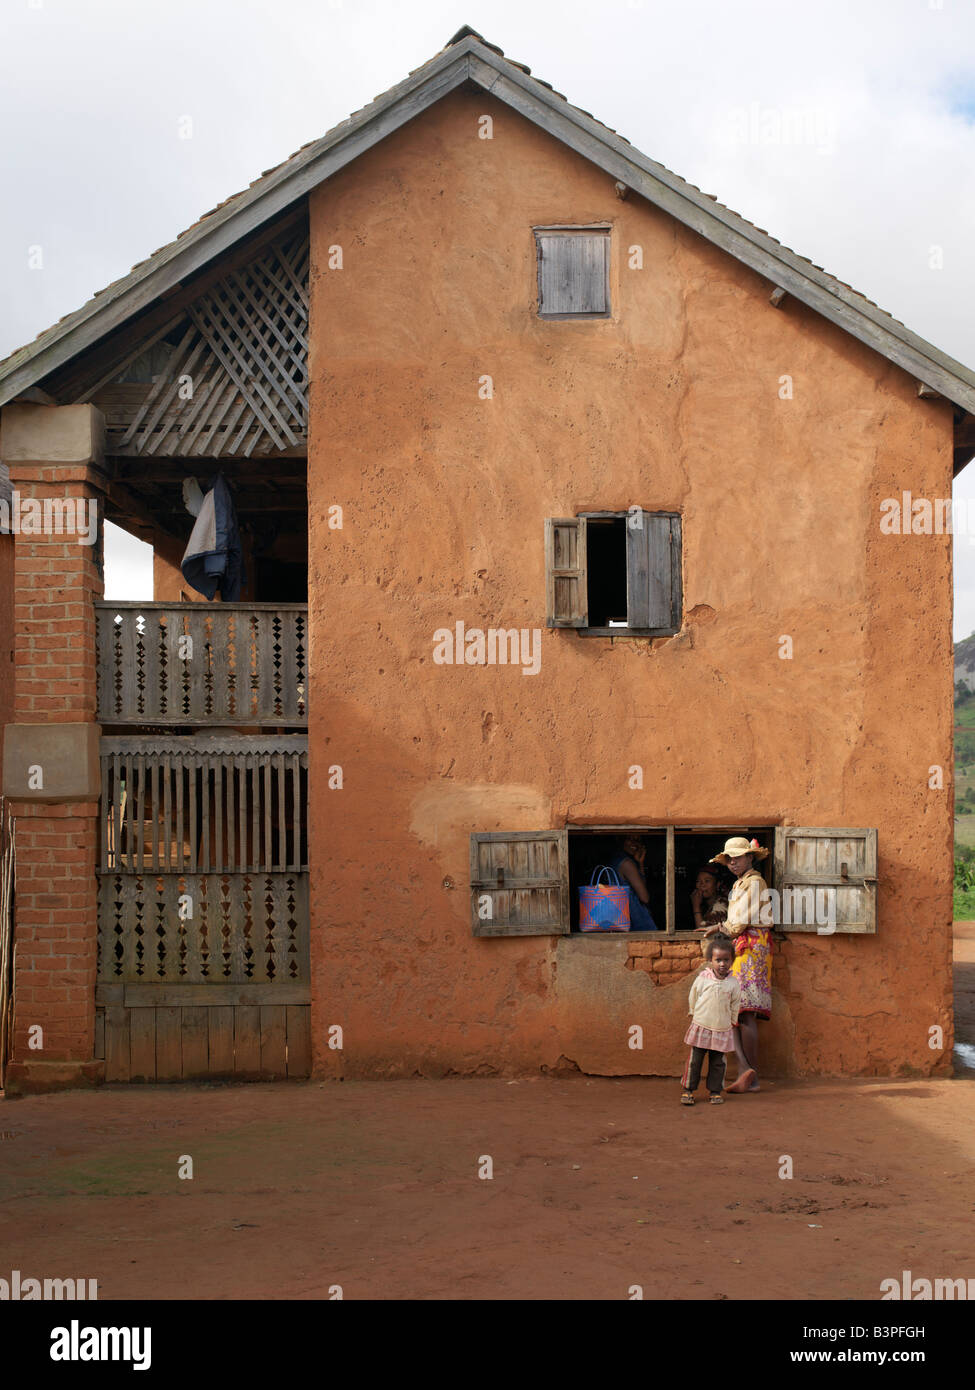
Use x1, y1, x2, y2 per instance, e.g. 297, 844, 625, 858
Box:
95, 601, 307, 727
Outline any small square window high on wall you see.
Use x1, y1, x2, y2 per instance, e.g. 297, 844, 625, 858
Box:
534, 226, 611, 318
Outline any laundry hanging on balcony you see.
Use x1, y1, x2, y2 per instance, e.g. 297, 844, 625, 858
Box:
180, 472, 244, 601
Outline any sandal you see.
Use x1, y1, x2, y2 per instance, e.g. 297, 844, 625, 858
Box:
710, 1095, 724, 1105
680, 1092, 695, 1106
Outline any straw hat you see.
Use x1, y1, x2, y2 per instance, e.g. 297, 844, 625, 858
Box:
710, 835, 769, 866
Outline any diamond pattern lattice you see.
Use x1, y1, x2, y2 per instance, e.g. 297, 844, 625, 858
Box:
119, 232, 309, 458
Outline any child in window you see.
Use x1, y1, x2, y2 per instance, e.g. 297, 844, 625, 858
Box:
690, 863, 729, 935
680, 936, 740, 1106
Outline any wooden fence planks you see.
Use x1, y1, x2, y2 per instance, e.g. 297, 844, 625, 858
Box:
97, 1004, 313, 1081
260, 1005, 287, 1077
154, 1007, 182, 1081
286, 1005, 312, 1077
233, 1006, 262, 1076
180, 1007, 210, 1078
207, 1007, 235, 1075
128, 1008, 156, 1082
105, 1005, 131, 1082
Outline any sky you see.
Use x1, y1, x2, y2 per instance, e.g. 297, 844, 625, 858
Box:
4, 0, 975, 635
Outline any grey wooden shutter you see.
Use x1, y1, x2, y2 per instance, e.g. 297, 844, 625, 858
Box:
470, 831, 569, 936
536, 232, 610, 317
773, 828, 878, 934
626, 512, 681, 632
545, 517, 588, 627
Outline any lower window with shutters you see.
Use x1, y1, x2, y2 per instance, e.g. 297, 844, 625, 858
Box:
471, 825, 878, 936
545, 510, 681, 636
773, 827, 878, 934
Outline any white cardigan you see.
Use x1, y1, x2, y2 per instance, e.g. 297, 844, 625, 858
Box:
688, 968, 741, 1031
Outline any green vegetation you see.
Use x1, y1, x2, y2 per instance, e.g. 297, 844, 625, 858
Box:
956, 845, 975, 918
955, 683, 975, 771
953, 676, 975, 913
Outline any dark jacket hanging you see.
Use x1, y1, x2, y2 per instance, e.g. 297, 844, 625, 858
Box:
180, 472, 244, 601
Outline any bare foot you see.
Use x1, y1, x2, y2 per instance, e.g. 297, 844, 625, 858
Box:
724, 1068, 757, 1094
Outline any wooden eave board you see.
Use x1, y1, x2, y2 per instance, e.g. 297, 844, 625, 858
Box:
1, 34, 975, 416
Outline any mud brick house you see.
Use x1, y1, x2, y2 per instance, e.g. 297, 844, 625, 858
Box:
0, 28, 972, 1091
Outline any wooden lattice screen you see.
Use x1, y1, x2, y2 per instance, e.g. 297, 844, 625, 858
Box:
97, 736, 309, 987
95, 602, 307, 727
101, 230, 308, 458
95, 736, 310, 1080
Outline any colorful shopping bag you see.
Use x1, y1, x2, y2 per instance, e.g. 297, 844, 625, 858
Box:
579, 865, 631, 932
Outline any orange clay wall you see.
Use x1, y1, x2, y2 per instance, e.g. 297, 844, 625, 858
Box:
307, 87, 954, 1079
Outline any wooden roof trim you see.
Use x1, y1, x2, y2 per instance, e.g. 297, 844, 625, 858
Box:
464, 50, 975, 415
0, 45, 473, 405
2, 32, 975, 416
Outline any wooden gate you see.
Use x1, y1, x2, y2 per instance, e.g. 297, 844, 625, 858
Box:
95, 735, 310, 1081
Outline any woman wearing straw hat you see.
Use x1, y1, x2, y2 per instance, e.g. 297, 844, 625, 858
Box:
706, 836, 772, 1093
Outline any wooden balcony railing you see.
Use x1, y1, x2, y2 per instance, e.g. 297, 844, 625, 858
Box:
95, 602, 307, 727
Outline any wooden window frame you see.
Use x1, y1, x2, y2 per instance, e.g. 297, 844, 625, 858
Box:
566, 824, 778, 938
577, 510, 682, 638
544, 511, 682, 637
471, 824, 879, 937
534, 224, 612, 320
470, 830, 569, 938
773, 826, 878, 934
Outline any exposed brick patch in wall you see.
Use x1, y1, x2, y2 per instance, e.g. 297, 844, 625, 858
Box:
626, 936, 785, 991
626, 939, 703, 986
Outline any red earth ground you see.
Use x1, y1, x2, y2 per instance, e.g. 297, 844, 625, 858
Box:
2, 930, 974, 1301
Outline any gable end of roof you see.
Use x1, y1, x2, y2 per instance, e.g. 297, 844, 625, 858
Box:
2, 31, 975, 417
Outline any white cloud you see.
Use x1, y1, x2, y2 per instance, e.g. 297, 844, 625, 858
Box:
4, 0, 975, 628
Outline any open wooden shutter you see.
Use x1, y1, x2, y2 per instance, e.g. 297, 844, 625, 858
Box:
773, 827, 878, 934
536, 231, 610, 317
545, 518, 588, 627
470, 831, 569, 936
626, 512, 681, 632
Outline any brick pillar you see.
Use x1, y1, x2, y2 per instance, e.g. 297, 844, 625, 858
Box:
0, 403, 106, 1093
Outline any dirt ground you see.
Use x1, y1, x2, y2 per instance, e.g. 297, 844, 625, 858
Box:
2, 932, 975, 1301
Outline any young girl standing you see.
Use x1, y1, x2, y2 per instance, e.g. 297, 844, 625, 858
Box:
706, 835, 772, 1094
680, 936, 741, 1105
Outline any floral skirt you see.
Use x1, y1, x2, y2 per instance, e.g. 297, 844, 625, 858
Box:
684, 1023, 736, 1053
731, 929, 772, 1018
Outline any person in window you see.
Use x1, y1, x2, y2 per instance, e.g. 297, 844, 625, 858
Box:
707, 836, 772, 1093
690, 864, 729, 935
607, 836, 660, 931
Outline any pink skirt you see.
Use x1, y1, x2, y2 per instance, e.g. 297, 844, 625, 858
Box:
684, 1022, 736, 1053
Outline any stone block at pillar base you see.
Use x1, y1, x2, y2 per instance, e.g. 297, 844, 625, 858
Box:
2, 1059, 105, 1096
